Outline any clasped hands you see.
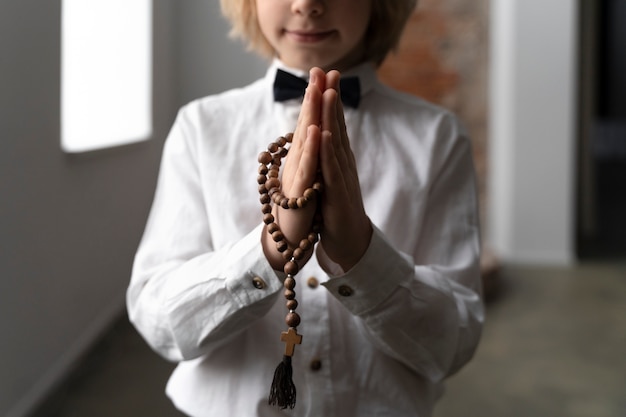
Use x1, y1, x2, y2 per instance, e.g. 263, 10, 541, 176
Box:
263, 67, 372, 273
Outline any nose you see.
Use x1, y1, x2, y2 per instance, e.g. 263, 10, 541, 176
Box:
291, 0, 325, 17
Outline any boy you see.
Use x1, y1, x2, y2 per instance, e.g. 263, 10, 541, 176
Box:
127, 0, 484, 416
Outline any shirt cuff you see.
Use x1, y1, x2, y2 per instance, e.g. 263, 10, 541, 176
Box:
319, 225, 414, 316
163, 223, 285, 359
223, 223, 285, 307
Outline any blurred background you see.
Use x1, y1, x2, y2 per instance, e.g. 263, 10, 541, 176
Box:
1, 0, 624, 416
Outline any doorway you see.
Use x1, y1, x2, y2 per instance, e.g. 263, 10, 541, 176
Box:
578, 0, 626, 260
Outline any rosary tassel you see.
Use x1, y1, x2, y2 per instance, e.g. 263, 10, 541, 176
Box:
268, 355, 297, 409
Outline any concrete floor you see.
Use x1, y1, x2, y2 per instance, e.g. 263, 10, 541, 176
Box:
29, 263, 626, 417
434, 262, 626, 417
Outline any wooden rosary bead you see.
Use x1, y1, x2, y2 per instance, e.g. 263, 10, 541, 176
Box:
303, 188, 316, 200
265, 177, 280, 191
263, 213, 275, 225
267, 222, 280, 234
285, 312, 301, 327
292, 247, 305, 261
284, 260, 299, 275
299, 239, 312, 251
313, 182, 323, 193
276, 240, 288, 252
283, 277, 296, 290
260, 194, 270, 204
271, 230, 284, 242
269, 188, 281, 199
268, 168, 279, 178
262, 204, 272, 214
258, 151, 272, 164
282, 248, 294, 260
284, 289, 296, 300
286, 299, 298, 310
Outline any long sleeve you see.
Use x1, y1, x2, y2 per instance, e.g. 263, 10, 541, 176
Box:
319, 108, 483, 383
127, 105, 284, 362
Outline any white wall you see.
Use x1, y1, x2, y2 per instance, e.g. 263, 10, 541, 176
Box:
0, 2, 175, 415
0, 1, 265, 416
487, 0, 579, 265
177, 0, 266, 104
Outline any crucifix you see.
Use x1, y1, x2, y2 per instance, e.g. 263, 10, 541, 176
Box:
280, 327, 302, 357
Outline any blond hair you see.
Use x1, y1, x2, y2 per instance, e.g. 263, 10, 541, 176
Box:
220, 0, 418, 66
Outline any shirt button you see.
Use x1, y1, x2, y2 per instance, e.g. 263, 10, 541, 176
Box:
338, 285, 353, 297
307, 277, 319, 289
252, 277, 266, 289
310, 358, 322, 371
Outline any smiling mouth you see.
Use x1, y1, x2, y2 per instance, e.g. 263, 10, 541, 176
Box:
285, 29, 335, 43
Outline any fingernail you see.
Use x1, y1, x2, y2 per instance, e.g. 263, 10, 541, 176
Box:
309, 70, 316, 85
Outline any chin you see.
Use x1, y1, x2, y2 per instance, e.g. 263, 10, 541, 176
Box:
284, 53, 337, 72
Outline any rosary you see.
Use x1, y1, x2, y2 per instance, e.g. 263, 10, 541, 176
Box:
257, 133, 322, 409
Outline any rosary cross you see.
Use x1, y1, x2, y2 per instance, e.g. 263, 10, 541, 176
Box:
281, 327, 302, 357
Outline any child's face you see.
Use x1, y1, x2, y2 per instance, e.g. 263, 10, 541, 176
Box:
256, 0, 372, 72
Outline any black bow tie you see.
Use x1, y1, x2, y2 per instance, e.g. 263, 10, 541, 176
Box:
273, 69, 361, 108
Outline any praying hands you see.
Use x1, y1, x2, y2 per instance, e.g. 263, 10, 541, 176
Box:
262, 67, 373, 274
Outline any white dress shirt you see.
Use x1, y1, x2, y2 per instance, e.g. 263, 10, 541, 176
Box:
127, 60, 484, 417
